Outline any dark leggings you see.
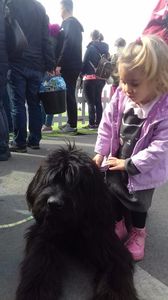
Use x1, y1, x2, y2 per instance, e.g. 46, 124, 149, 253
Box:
83, 79, 105, 125
116, 201, 147, 228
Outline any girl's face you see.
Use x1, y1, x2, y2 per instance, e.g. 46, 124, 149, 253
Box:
119, 64, 156, 105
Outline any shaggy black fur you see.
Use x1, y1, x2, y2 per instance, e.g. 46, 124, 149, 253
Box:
15, 144, 139, 300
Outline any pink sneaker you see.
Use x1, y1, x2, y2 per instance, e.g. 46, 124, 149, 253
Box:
115, 219, 128, 240
125, 227, 147, 261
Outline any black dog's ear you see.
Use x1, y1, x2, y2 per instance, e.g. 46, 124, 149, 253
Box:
26, 166, 44, 210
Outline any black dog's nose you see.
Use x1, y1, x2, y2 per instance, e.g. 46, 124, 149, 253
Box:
47, 196, 64, 209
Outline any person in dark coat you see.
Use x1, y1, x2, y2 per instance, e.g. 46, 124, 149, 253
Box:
0, 0, 10, 161
8, 0, 55, 152
81, 30, 109, 129
41, 23, 64, 133
56, 0, 84, 133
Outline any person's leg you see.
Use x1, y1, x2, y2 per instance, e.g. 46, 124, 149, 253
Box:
61, 70, 79, 129
41, 114, 54, 133
106, 171, 128, 240
125, 211, 147, 261
41, 103, 53, 132
41, 103, 46, 125
0, 88, 10, 160
26, 68, 43, 148
2, 85, 13, 133
131, 211, 147, 228
45, 114, 53, 127
83, 80, 96, 127
0, 63, 10, 159
9, 66, 27, 151
95, 79, 105, 126
113, 199, 128, 240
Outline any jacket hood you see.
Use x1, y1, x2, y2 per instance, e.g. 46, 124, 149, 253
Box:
62, 16, 84, 32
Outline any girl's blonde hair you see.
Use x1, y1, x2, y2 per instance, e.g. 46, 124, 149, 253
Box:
118, 35, 168, 95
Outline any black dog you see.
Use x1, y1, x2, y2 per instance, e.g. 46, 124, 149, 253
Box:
16, 144, 139, 300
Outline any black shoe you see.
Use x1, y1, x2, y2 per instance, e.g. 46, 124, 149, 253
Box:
0, 151, 11, 161
9, 144, 27, 153
27, 143, 40, 150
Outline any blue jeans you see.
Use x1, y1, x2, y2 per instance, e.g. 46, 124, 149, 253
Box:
41, 103, 53, 127
9, 66, 43, 147
2, 84, 13, 132
0, 63, 9, 154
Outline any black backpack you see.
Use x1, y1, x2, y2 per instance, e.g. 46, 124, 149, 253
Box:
89, 54, 113, 80
4, 0, 28, 59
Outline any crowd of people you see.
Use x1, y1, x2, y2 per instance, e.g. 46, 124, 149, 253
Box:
0, 0, 84, 157
0, 0, 126, 160
1, 0, 168, 264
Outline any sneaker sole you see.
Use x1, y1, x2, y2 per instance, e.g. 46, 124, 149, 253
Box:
59, 129, 77, 134
125, 246, 145, 261
130, 253, 144, 261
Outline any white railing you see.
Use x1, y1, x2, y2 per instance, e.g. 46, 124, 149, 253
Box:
53, 85, 111, 126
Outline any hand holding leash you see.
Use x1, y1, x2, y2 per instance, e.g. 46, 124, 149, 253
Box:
106, 157, 126, 171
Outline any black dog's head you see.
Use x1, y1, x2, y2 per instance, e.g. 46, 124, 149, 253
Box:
27, 144, 114, 232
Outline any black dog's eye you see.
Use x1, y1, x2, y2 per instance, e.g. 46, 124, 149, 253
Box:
47, 196, 64, 209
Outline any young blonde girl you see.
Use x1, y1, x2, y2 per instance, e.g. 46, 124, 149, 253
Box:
93, 35, 168, 261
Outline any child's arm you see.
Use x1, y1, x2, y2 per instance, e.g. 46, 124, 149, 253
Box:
94, 111, 113, 156
131, 120, 168, 174
94, 95, 118, 157
105, 157, 140, 175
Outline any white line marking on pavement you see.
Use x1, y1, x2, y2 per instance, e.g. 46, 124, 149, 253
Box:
0, 216, 33, 229
135, 266, 168, 300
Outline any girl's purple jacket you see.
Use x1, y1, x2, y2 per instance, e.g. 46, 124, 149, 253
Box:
95, 88, 168, 192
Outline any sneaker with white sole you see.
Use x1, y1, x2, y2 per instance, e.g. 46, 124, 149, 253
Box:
59, 123, 77, 133
41, 125, 53, 133
125, 227, 147, 261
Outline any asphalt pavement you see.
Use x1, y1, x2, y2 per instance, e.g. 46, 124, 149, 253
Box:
0, 134, 168, 300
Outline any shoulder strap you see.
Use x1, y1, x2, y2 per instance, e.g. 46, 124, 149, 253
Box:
89, 44, 102, 71
89, 60, 96, 72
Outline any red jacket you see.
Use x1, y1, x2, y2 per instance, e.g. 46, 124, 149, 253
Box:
143, 0, 168, 44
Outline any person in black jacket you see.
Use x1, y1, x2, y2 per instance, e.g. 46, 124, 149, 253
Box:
56, 0, 84, 133
81, 30, 109, 129
9, 0, 55, 152
41, 23, 64, 133
0, 0, 10, 161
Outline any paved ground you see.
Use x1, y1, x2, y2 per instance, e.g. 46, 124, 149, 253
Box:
0, 134, 168, 300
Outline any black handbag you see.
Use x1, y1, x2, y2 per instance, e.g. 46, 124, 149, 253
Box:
4, 0, 28, 59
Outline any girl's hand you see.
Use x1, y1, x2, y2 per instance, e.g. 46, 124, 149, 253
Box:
106, 157, 125, 171
55, 66, 61, 76
93, 154, 104, 168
